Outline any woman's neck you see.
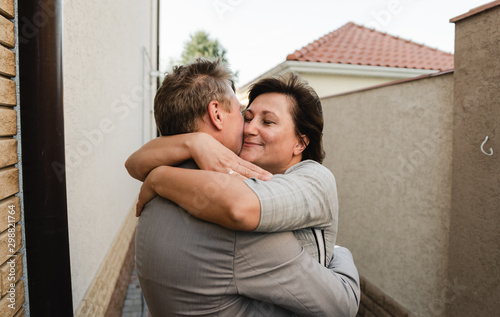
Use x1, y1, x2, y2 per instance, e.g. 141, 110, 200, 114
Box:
267, 155, 302, 175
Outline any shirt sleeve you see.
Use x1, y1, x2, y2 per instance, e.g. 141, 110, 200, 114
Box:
243, 160, 338, 232
234, 231, 360, 317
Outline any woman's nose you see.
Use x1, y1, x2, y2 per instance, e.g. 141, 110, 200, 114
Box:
244, 119, 258, 136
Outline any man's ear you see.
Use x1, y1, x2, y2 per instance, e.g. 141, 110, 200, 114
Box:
207, 100, 224, 131
294, 134, 309, 156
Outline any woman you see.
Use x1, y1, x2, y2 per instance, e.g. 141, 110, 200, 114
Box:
127, 74, 338, 266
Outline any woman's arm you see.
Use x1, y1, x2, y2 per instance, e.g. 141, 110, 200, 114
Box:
244, 160, 337, 232
125, 133, 195, 181
125, 132, 272, 181
138, 165, 261, 231
137, 161, 337, 232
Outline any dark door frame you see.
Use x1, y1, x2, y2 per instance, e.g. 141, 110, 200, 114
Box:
18, 1, 73, 316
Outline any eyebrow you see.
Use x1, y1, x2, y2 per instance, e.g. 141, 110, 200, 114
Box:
262, 110, 277, 116
245, 109, 278, 117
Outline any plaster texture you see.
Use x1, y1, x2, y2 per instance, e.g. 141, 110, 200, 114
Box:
297, 73, 396, 99
447, 6, 500, 317
62, 1, 152, 309
322, 73, 454, 317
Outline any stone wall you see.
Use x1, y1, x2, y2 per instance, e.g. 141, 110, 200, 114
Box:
0, 0, 26, 316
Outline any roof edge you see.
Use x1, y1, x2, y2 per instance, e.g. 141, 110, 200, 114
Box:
238, 61, 290, 91
283, 61, 438, 78
450, 0, 500, 23
238, 61, 439, 91
321, 69, 454, 99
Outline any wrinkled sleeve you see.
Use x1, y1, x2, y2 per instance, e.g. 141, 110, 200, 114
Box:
244, 160, 338, 232
234, 232, 360, 317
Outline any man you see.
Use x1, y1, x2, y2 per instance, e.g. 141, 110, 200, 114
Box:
127, 58, 360, 316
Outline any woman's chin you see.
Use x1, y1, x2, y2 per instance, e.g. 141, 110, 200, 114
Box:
239, 150, 258, 163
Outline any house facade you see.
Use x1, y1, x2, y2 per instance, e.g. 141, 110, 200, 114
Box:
238, 22, 454, 103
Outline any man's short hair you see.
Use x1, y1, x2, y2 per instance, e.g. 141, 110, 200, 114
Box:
154, 58, 235, 136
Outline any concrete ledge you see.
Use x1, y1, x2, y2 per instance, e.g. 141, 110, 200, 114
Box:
450, 0, 500, 23
104, 230, 136, 317
356, 275, 414, 317
75, 207, 138, 317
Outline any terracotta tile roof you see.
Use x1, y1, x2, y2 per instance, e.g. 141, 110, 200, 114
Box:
286, 22, 454, 70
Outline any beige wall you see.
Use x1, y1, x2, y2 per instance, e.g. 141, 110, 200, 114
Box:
447, 5, 500, 317
237, 72, 402, 105
321, 4, 500, 316
321, 73, 454, 317
62, 1, 155, 310
299, 73, 397, 99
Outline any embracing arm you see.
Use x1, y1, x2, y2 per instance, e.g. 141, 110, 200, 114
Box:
125, 134, 194, 181
125, 132, 272, 181
246, 160, 338, 232
137, 160, 337, 232
139, 165, 261, 230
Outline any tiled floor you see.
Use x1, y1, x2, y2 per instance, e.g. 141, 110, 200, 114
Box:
121, 267, 150, 317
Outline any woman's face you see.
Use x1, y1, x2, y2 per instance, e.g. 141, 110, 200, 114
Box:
239, 92, 305, 174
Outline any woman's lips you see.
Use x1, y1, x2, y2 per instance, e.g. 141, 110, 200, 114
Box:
243, 141, 261, 147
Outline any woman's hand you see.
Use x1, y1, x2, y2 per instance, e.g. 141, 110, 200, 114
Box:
190, 133, 272, 180
125, 132, 272, 182
136, 175, 158, 217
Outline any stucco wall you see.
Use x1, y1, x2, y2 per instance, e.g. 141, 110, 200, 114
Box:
237, 72, 401, 105
300, 72, 398, 98
321, 73, 454, 317
447, 6, 500, 317
62, 1, 152, 309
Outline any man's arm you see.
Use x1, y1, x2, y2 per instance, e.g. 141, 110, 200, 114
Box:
125, 132, 271, 181
138, 165, 262, 230
137, 162, 336, 231
235, 232, 360, 317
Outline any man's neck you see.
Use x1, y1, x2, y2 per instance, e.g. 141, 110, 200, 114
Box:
196, 120, 225, 146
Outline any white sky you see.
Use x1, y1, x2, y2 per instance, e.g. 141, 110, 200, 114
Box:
160, 0, 489, 86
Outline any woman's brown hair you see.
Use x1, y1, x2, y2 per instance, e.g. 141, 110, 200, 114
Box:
247, 73, 325, 163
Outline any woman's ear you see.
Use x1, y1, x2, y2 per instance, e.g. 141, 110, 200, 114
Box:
294, 134, 309, 156
207, 100, 224, 131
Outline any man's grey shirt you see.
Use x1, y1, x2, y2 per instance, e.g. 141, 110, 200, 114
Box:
136, 161, 359, 316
